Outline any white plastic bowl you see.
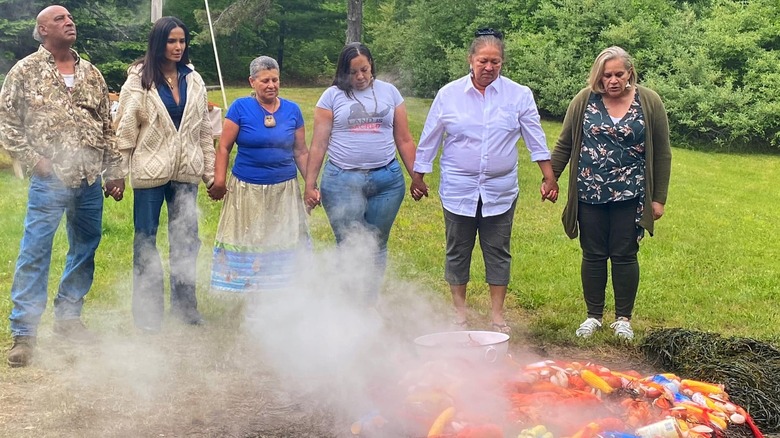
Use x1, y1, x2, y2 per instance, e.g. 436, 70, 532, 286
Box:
413, 330, 509, 364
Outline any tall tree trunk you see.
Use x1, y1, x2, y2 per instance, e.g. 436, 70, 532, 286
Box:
278, 21, 286, 73
346, 0, 363, 43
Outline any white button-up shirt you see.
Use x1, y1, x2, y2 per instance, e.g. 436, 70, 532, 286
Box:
414, 75, 551, 217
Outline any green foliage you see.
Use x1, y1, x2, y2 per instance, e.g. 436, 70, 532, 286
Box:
641, 0, 780, 150
98, 60, 132, 92
0, 9, 39, 73
366, 0, 779, 151
365, 1, 407, 73
189, 0, 344, 85
1, 0, 778, 150
281, 39, 338, 84
368, 0, 478, 97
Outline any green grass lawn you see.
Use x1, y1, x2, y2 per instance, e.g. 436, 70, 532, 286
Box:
1, 86, 778, 350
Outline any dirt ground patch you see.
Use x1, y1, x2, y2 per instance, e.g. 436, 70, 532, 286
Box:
0, 323, 343, 437
0, 303, 649, 438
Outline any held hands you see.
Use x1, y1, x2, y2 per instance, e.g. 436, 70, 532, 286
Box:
410, 172, 429, 201
104, 178, 125, 201
540, 177, 559, 203
208, 182, 227, 201
304, 185, 321, 214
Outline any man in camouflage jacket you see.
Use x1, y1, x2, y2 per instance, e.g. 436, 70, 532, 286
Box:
0, 5, 126, 367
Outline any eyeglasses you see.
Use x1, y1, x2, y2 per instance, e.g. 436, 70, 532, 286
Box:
475, 28, 503, 40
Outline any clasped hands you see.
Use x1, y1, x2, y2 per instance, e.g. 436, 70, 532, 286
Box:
540, 177, 559, 203
103, 178, 125, 201
410, 172, 429, 201
207, 182, 227, 201
304, 185, 321, 214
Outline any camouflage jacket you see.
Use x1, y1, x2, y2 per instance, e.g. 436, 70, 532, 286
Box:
0, 45, 123, 187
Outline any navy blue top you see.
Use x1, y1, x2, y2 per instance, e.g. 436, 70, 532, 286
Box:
157, 64, 192, 130
226, 96, 305, 185
578, 90, 647, 240
577, 90, 646, 204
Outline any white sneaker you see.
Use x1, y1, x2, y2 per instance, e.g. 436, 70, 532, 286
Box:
575, 318, 602, 338
610, 317, 634, 340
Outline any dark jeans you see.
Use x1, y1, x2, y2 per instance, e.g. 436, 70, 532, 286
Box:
132, 182, 200, 330
9, 175, 103, 337
577, 199, 640, 320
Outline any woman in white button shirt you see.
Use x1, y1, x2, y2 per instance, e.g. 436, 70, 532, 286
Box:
412, 29, 558, 333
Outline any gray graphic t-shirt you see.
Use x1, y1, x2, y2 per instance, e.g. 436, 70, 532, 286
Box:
316, 79, 403, 169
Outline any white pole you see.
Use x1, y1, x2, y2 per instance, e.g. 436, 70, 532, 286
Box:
204, 0, 228, 111
151, 0, 163, 22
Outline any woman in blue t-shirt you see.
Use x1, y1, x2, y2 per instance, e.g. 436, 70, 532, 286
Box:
208, 56, 311, 294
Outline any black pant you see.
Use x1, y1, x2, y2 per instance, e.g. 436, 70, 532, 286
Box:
577, 199, 640, 320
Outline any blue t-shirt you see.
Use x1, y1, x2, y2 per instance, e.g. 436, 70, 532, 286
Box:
227, 96, 304, 185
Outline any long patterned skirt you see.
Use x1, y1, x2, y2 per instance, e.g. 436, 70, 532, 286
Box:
210, 176, 310, 294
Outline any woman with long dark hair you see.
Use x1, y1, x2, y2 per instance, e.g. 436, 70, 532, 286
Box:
303, 42, 424, 305
115, 16, 215, 332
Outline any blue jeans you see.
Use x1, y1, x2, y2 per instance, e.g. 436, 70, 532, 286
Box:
9, 175, 104, 337
320, 159, 405, 302
132, 182, 200, 330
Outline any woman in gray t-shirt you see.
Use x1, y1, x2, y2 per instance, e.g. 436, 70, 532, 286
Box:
304, 42, 426, 305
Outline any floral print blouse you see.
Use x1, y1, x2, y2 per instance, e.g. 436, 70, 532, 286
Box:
577, 90, 646, 238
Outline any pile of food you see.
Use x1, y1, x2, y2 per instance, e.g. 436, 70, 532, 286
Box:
640, 328, 780, 433
350, 352, 765, 438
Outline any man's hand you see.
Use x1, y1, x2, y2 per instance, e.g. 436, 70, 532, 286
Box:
32, 157, 53, 177
104, 178, 125, 201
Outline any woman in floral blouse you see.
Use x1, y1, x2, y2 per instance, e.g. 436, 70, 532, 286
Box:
548, 46, 672, 340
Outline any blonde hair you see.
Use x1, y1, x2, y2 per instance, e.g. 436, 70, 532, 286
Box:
587, 46, 638, 94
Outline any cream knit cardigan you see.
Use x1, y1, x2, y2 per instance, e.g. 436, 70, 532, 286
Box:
115, 65, 215, 189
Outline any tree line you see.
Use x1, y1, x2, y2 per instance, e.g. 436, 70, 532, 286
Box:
0, 0, 778, 151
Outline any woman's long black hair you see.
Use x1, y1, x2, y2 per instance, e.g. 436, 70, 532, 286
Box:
133, 16, 191, 90
332, 42, 375, 99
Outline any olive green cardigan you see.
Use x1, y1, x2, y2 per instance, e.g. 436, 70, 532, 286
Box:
550, 85, 672, 239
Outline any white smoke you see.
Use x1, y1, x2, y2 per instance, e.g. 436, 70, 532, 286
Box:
240, 227, 449, 424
